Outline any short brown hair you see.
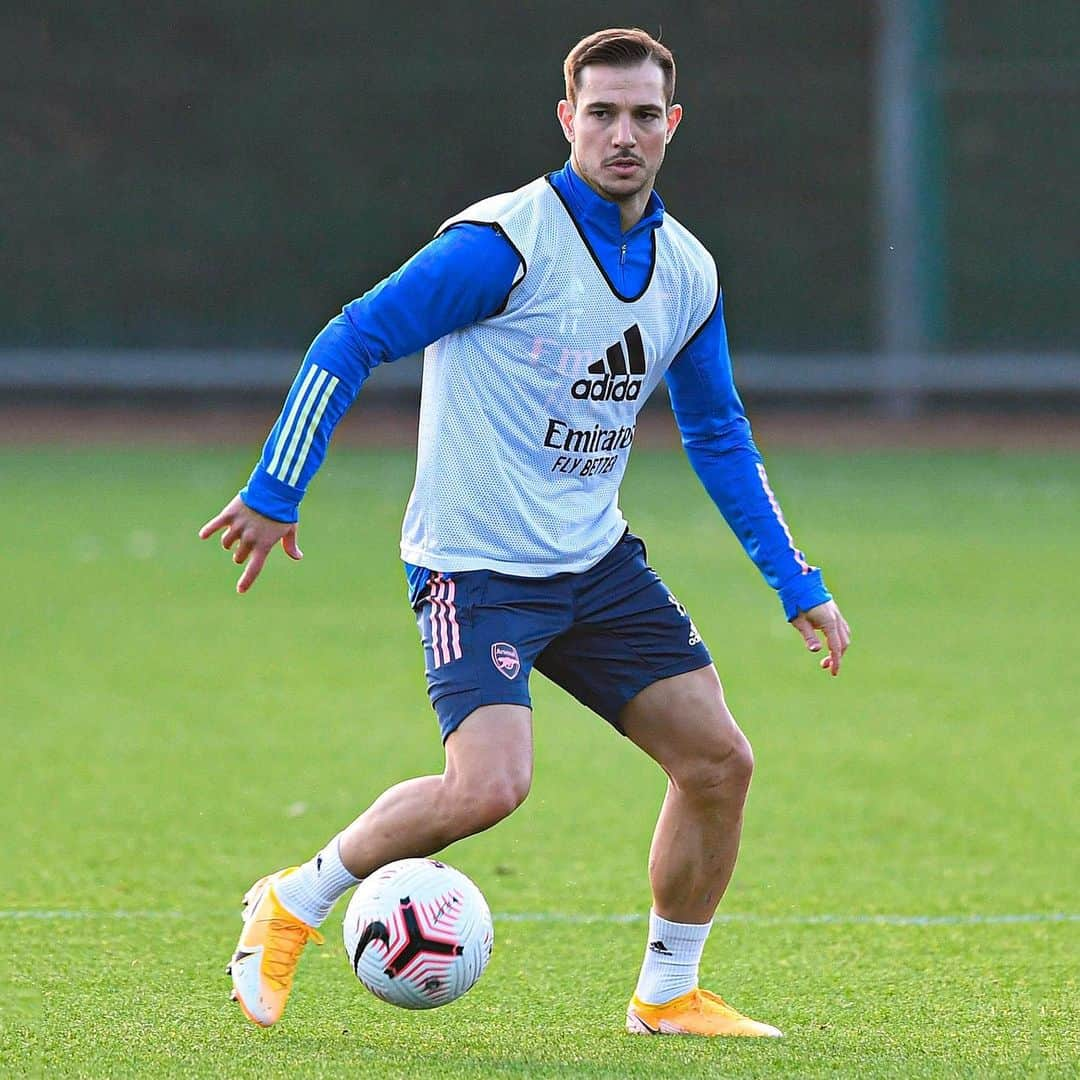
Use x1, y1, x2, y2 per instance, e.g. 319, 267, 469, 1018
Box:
563, 28, 676, 108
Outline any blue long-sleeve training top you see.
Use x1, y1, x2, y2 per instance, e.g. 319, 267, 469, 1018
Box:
241, 160, 831, 620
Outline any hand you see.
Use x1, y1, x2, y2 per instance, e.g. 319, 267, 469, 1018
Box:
791, 600, 851, 677
198, 495, 303, 594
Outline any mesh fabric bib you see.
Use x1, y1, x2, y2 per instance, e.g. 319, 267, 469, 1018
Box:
400, 177, 718, 576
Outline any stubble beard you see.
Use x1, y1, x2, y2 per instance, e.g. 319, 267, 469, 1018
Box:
578, 155, 658, 210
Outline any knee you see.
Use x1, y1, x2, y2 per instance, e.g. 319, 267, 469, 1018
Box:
673, 729, 754, 804
724, 732, 755, 791
473, 772, 531, 829
446, 767, 531, 835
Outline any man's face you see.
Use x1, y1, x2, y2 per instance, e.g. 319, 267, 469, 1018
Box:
557, 61, 682, 212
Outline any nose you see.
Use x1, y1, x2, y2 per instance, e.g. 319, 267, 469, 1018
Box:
613, 114, 635, 147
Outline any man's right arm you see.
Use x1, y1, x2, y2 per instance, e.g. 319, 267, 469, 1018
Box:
241, 224, 523, 523
199, 223, 522, 591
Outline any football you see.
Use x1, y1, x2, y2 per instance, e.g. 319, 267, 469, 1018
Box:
342, 858, 494, 1010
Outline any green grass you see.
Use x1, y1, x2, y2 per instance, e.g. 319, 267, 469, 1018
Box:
1, 445, 1077, 1078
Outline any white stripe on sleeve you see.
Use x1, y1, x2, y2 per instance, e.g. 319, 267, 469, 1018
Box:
267, 364, 319, 477
273, 368, 329, 482
285, 375, 339, 487
755, 463, 811, 572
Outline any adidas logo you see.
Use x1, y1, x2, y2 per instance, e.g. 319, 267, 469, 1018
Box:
572, 324, 646, 402
648, 939, 672, 956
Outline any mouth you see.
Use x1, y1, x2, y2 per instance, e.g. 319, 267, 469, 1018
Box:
605, 158, 643, 175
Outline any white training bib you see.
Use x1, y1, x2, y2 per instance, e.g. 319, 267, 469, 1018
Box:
400, 176, 718, 576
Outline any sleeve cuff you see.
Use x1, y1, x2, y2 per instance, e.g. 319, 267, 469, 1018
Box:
779, 568, 832, 621
239, 467, 303, 524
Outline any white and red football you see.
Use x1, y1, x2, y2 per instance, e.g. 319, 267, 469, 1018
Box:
342, 858, 493, 1010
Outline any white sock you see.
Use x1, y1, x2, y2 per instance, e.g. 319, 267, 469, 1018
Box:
275, 834, 361, 927
633, 909, 712, 1005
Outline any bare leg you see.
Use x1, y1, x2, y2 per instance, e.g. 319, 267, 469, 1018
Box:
620, 666, 754, 924
228, 704, 532, 1029
337, 704, 533, 878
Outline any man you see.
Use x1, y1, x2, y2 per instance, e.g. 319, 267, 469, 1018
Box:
201, 27, 851, 1037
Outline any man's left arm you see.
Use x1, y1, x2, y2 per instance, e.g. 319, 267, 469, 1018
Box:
665, 295, 851, 674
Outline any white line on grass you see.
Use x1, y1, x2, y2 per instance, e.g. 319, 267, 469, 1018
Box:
497, 912, 1080, 927
0, 910, 1077, 927
0, 910, 181, 920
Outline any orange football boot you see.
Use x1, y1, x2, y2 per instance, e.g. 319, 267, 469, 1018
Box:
627, 988, 783, 1037
226, 868, 324, 1027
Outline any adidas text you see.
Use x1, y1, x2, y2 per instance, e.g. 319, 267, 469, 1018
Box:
571, 374, 642, 401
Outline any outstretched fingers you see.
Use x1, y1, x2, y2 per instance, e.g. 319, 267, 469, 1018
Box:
819, 612, 852, 676
792, 602, 852, 677
199, 495, 247, 543
281, 529, 304, 561
198, 510, 231, 541
198, 495, 300, 594
232, 535, 255, 565
236, 546, 269, 594
221, 525, 245, 552
791, 613, 822, 653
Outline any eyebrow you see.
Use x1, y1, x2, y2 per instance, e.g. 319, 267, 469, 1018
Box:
584, 100, 664, 112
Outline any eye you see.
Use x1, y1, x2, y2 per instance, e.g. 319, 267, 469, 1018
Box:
590, 108, 608, 119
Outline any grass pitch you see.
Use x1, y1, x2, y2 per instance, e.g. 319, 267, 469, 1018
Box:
1, 443, 1077, 1078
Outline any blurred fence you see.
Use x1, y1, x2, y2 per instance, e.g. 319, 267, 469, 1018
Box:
4, 2, 1077, 410
4, 348, 1077, 410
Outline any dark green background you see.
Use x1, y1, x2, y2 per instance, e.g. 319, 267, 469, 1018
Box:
6, 2, 1078, 351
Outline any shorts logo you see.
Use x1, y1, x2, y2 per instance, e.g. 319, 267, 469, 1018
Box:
667, 594, 702, 647
491, 642, 521, 680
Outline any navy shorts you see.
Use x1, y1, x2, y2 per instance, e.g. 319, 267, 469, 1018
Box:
413, 532, 713, 741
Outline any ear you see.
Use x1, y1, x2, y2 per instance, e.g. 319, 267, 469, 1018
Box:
556, 99, 575, 143
665, 103, 683, 144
